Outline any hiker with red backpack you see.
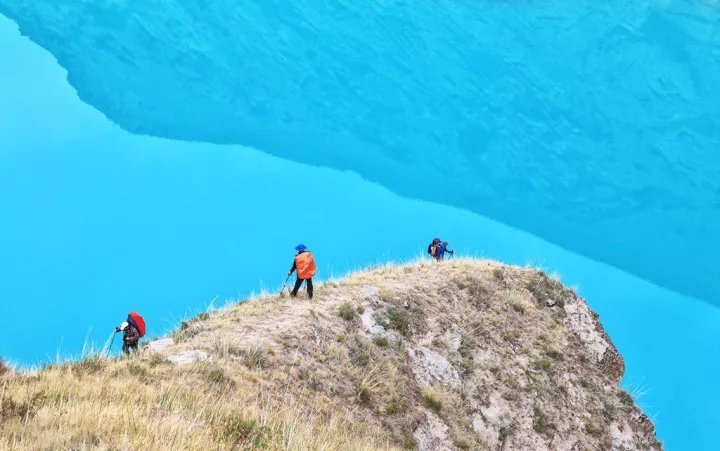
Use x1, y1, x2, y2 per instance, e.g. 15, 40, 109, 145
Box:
288, 244, 317, 299
115, 311, 146, 354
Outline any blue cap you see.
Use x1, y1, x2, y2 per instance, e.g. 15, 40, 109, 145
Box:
295, 243, 307, 252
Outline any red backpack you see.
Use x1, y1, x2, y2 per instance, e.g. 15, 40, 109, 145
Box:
127, 311, 146, 337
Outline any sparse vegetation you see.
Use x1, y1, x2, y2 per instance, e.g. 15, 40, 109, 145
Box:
534, 358, 554, 373
543, 346, 563, 360
0, 259, 659, 450
386, 306, 410, 336
70, 356, 107, 377
125, 362, 151, 381
349, 338, 372, 366
501, 329, 521, 345
219, 413, 271, 448
338, 302, 357, 321
205, 364, 234, 386
533, 407, 556, 437
241, 344, 268, 369
619, 389, 635, 406
527, 272, 566, 307
498, 422, 517, 444
506, 375, 521, 391
384, 398, 406, 415
585, 422, 604, 438
603, 400, 617, 420
214, 337, 243, 358
421, 388, 443, 413
509, 298, 527, 314
147, 352, 166, 367
403, 434, 418, 449
1, 391, 44, 422
450, 427, 474, 450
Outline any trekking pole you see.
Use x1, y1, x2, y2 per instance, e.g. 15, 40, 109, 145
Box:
107, 330, 117, 354
279, 273, 292, 297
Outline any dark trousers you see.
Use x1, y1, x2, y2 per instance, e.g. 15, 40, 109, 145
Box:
123, 341, 138, 354
291, 277, 313, 299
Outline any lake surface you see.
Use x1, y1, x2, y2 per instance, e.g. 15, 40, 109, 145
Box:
2, 0, 718, 305
0, 14, 718, 451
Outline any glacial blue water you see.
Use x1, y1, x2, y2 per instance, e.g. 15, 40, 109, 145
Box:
0, 11, 718, 451
1, 0, 718, 304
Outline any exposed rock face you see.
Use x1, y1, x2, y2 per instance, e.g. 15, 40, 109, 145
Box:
557, 283, 625, 382
166, 350, 209, 365
1, 259, 661, 450
332, 262, 662, 451
145, 337, 174, 352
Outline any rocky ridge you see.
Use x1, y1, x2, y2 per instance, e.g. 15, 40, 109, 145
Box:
0, 259, 660, 450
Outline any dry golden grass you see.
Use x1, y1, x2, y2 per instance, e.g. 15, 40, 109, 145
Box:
0, 258, 659, 450
1, 355, 391, 450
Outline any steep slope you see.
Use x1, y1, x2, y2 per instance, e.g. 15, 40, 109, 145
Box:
1, 1, 719, 303
0, 260, 660, 450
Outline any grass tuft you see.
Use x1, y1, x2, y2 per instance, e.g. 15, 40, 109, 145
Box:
533, 407, 556, 437
543, 346, 563, 361
509, 298, 527, 314
534, 358, 554, 373
205, 364, 235, 387
386, 307, 410, 336
218, 412, 271, 448
241, 345, 268, 369
70, 356, 107, 377
585, 422, 604, 438
338, 302, 357, 321
403, 434, 418, 449
1, 392, 45, 422
421, 388, 442, 413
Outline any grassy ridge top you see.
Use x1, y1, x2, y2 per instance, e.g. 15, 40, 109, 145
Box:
0, 259, 660, 450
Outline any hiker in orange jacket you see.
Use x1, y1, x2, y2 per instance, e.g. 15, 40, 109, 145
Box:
288, 244, 317, 299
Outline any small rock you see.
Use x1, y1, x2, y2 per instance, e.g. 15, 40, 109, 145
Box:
146, 338, 174, 352
167, 350, 209, 365
407, 346, 460, 387
414, 410, 453, 451
362, 285, 379, 296
545, 299, 557, 307
450, 334, 462, 351
360, 307, 386, 335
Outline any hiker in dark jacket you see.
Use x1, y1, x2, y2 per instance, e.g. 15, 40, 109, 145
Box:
428, 238, 454, 261
116, 321, 140, 354
288, 244, 317, 299
436, 241, 454, 260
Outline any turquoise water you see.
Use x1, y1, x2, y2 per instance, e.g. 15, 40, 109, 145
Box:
1, 9, 718, 451
1, 0, 718, 303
